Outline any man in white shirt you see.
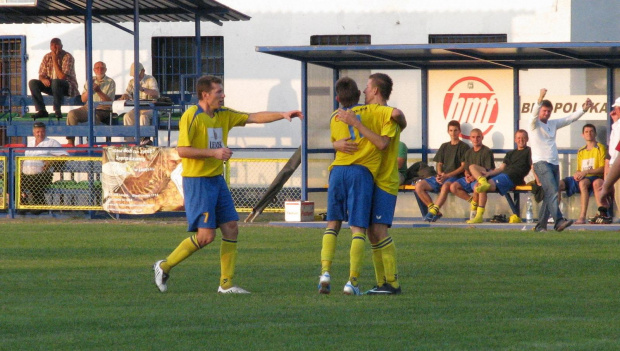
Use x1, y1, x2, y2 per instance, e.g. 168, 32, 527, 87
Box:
119, 62, 160, 145
22, 122, 69, 209
529, 88, 593, 232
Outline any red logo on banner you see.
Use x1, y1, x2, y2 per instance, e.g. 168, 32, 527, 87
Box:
443, 76, 498, 139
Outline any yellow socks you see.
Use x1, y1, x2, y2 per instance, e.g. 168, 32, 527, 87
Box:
468, 197, 478, 211
466, 206, 485, 224
379, 236, 399, 289
475, 176, 491, 193
161, 234, 201, 273
320, 228, 338, 274
220, 239, 238, 289
372, 236, 399, 288
427, 203, 439, 215
349, 232, 367, 286
371, 246, 386, 287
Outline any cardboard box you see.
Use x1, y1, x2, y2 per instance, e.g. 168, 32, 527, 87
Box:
284, 201, 314, 222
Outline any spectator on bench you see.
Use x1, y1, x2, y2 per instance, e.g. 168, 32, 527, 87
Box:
416, 120, 470, 222
559, 124, 607, 224
28, 38, 79, 120
469, 129, 532, 224
448, 128, 495, 222
119, 62, 159, 145
21, 122, 69, 213
66, 61, 116, 146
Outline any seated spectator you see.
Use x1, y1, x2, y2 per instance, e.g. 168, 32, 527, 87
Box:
118, 62, 159, 145
416, 120, 470, 222
28, 38, 79, 120
558, 124, 607, 224
469, 130, 532, 223
398, 141, 407, 185
66, 61, 116, 146
448, 128, 495, 222
21, 122, 69, 213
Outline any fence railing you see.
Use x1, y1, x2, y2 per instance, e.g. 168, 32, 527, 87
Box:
1, 147, 301, 215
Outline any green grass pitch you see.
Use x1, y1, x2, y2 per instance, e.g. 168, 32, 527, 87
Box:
1, 220, 619, 350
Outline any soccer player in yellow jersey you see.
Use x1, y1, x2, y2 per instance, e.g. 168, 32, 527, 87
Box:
319, 77, 404, 295
362, 73, 405, 295
334, 73, 406, 294
320, 76, 406, 295
153, 75, 303, 294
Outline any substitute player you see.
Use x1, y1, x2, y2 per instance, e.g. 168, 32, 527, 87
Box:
153, 75, 303, 294
319, 76, 404, 295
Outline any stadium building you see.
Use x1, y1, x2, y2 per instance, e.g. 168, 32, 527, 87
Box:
1, 0, 620, 219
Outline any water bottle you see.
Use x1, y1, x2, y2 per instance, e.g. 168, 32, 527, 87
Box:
526, 197, 534, 223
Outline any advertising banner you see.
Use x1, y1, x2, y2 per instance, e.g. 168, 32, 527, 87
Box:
519, 95, 608, 121
102, 146, 184, 214
428, 70, 514, 149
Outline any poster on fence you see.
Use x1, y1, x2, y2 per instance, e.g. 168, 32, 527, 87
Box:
101, 146, 184, 214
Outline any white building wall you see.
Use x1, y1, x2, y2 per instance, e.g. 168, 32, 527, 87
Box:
2, 0, 617, 217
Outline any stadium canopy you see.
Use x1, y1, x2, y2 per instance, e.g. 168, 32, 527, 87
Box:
257, 42, 620, 199
0, 0, 250, 25
0, 0, 250, 144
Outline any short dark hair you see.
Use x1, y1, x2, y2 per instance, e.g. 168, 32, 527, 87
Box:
335, 77, 360, 108
50, 38, 61, 45
541, 99, 553, 109
33, 121, 46, 129
515, 129, 529, 140
369, 73, 393, 100
582, 123, 596, 134
447, 120, 461, 131
196, 75, 223, 100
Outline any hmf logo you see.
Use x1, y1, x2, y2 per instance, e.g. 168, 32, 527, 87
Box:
443, 76, 498, 139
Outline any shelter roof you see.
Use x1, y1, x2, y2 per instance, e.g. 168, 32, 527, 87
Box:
0, 0, 250, 25
256, 42, 620, 70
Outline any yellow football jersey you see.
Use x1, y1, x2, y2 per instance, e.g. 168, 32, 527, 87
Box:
329, 104, 397, 178
375, 125, 402, 195
178, 105, 248, 177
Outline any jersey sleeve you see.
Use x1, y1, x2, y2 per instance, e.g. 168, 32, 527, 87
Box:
177, 107, 195, 148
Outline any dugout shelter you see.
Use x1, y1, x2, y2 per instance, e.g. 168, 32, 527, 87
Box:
0, 0, 250, 145
257, 42, 620, 217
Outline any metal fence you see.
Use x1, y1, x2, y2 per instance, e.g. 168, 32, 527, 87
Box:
5, 153, 301, 213
226, 158, 301, 213
16, 156, 102, 211
0, 156, 6, 209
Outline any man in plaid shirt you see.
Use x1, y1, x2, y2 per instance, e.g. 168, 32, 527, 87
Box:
28, 38, 79, 120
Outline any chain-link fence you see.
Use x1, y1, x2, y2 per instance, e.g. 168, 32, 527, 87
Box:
0, 156, 6, 209
16, 156, 102, 210
226, 158, 301, 213
7, 154, 301, 213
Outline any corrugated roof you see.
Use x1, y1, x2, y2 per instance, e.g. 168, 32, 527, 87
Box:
256, 42, 620, 70
0, 0, 250, 25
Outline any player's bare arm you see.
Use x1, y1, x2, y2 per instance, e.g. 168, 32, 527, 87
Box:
177, 146, 233, 161
333, 137, 359, 155
391, 108, 406, 131
337, 108, 389, 150
246, 110, 304, 124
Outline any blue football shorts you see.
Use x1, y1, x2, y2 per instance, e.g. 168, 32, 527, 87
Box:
326, 165, 374, 228
183, 176, 239, 232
